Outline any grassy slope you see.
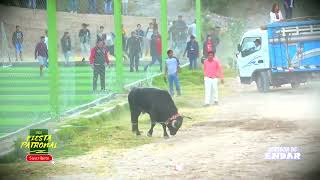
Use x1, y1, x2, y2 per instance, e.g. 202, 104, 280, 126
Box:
0, 67, 236, 178
0, 65, 161, 134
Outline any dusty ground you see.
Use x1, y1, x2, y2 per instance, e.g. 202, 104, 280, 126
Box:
45, 79, 320, 180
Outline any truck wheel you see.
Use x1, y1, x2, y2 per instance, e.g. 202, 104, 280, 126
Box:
256, 72, 270, 93
291, 82, 300, 89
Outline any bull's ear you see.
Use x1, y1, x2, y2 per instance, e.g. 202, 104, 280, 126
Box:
172, 120, 177, 128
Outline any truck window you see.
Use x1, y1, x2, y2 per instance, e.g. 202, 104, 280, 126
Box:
240, 37, 262, 57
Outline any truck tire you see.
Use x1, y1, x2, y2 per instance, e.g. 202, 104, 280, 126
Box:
291, 82, 300, 89
256, 71, 270, 93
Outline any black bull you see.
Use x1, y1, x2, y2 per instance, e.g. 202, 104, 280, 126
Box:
128, 87, 184, 138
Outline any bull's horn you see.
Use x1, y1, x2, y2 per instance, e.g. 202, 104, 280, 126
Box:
182, 115, 192, 119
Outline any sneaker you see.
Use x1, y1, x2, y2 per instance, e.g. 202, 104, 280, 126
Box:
202, 104, 210, 107
213, 101, 219, 105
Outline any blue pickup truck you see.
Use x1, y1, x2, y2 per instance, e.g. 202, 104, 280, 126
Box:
236, 20, 320, 92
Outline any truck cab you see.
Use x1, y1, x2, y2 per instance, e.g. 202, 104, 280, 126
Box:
236, 20, 320, 92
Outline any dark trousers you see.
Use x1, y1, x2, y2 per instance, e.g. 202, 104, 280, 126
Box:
129, 54, 140, 72
93, 64, 105, 91
144, 55, 162, 72
284, 5, 293, 19
189, 57, 197, 70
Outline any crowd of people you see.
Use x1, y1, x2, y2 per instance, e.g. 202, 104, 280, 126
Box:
10, 0, 297, 104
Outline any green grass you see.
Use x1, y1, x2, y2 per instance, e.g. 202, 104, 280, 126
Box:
0, 67, 236, 178
0, 65, 161, 136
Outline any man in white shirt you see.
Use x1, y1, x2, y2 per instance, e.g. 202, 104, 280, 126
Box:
254, 39, 261, 51
188, 20, 196, 37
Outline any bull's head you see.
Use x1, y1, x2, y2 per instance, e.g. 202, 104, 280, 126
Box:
167, 116, 183, 136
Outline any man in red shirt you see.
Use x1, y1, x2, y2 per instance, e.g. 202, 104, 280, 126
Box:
203, 51, 224, 106
89, 39, 110, 93
34, 36, 48, 77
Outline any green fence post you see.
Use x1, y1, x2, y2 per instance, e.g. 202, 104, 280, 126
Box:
113, 0, 124, 92
196, 0, 202, 44
160, 0, 168, 72
47, 0, 59, 120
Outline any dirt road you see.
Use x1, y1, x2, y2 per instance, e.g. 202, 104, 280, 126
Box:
52, 79, 320, 180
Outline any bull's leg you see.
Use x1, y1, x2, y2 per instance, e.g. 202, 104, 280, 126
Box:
161, 123, 169, 139
147, 121, 156, 137
129, 106, 141, 136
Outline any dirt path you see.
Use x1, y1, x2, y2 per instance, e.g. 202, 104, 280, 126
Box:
51, 79, 320, 180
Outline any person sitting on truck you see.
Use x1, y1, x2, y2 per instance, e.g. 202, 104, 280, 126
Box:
270, 3, 284, 23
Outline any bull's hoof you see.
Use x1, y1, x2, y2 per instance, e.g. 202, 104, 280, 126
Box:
147, 132, 152, 137
164, 135, 169, 139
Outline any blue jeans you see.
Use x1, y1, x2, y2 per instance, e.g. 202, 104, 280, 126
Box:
88, 0, 97, 14
168, 74, 181, 96
105, 1, 113, 14
28, 0, 36, 9
122, 2, 128, 15
69, 0, 78, 12
189, 57, 197, 70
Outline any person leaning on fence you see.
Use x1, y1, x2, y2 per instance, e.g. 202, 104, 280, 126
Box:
89, 39, 110, 93
60, 32, 71, 65
79, 23, 91, 62
183, 35, 199, 70
166, 50, 181, 97
126, 31, 142, 72
12, 25, 24, 61
203, 51, 224, 107
34, 36, 48, 77
270, 3, 284, 23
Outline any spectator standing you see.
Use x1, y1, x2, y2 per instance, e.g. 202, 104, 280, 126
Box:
61, 32, 72, 65
44, 30, 49, 67
89, 39, 110, 93
122, 0, 129, 15
203, 51, 224, 107
126, 31, 142, 72
144, 30, 162, 72
184, 35, 199, 70
88, 0, 97, 14
203, 35, 213, 59
165, 50, 181, 97
69, 0, 78, 13
106, 32, 115, 56
174, 15, 188, 57
168, 21, 177, 50
79, 23, 91, 62
209, 27, 220, 55
152, 18, 159, 31
34, 36, 48, 77
145, 23, 154, 56
270, 3, 284, 23
283, 0, 294, 19
135, 24, 145, 57
105, 0, 113, 14
122, 24, 128, 51
188, 19, 197, 37
12, 25, 23, 61
97, 26, 106, 42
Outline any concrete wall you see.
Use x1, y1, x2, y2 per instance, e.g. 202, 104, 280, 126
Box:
0, 5, 153, 61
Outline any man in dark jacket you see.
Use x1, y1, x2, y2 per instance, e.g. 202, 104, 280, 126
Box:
126, 31, 142, 72
183, 35, 199, 70
79, 23, 91, 62
89, 39, 110, 92
60, 32, 71, 65
12, 25, 24, 61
